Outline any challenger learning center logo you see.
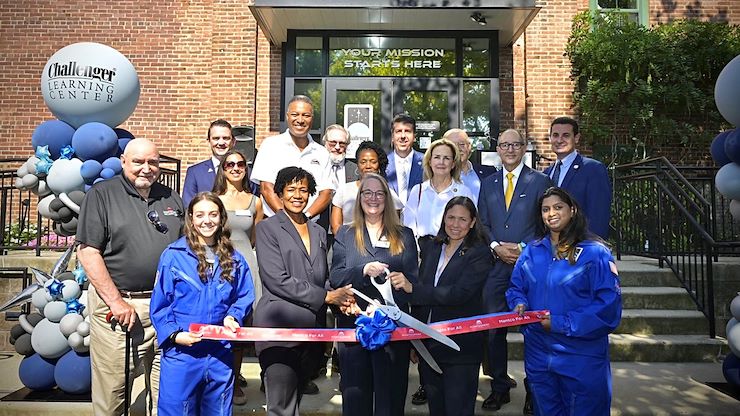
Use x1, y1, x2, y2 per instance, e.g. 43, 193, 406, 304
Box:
45, 61, 117, 103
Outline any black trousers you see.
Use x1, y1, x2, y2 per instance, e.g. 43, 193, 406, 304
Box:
337, 341, 411, 416
259, 344, 322, 416
484, 275, 511, 393
419, 360, 480, 416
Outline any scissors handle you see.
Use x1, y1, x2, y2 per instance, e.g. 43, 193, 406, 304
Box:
371, 268, 397, 307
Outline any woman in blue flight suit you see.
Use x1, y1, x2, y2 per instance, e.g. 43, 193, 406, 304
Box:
151, 192, 254, 416
506, 187, 622, 416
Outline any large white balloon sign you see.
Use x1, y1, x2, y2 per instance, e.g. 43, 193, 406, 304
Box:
40, 42, 140, 129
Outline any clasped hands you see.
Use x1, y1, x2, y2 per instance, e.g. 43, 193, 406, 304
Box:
174, 315, 240, 346
514, 303, 551, 332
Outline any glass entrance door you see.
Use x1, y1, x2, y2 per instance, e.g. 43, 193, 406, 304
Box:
325, 78, 457, 155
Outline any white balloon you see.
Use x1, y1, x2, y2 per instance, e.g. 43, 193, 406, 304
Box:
21, 174, 39, 189
67, 332, 84, 349
43, 301, 68, 323
728, 317, 738, 337
31, 290, 50, 311
76, 321, 90, 337
17, 164, 28, 177
31, 318, 70, 359
59, 313, 84, 337
40, 42, 140, 128
58, 192, 81, 214
46, 158, 85, 195
35, 180, 52, 197
716, 163, 740, 200
26, 157, 39, 175
731, 294, 740, 320
60, 279, 81, 301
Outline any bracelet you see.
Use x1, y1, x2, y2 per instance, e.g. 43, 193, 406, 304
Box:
169, 330, 182, 343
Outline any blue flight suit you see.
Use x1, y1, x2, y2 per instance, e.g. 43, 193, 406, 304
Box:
151, 237, 254, 416
506, 238, 622, 416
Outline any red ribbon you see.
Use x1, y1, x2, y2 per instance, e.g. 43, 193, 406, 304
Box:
189, 310, 546, 342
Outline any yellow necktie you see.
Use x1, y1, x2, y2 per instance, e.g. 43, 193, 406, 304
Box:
505, 172, 514, 210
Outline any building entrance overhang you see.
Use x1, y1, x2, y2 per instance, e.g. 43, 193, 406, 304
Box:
249, 0, 540, 47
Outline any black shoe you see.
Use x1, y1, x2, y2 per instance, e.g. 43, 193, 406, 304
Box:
301, 380, 319, 395
522, 391, 534, 415
237, 373, 248, 388
411, 385, 427, 405
507, 375, 518, 389
482, 391, 511, 411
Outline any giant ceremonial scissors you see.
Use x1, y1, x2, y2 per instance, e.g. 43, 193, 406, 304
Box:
351, 269, 460, 373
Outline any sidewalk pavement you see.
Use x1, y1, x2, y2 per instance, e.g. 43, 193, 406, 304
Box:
0, 353, 737, 415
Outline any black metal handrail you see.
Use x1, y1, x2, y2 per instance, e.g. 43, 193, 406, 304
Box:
613, 157, 740, 338
1, 156, 181, 255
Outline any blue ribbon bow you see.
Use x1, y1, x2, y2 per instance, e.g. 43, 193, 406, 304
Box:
355, 309, 397, 350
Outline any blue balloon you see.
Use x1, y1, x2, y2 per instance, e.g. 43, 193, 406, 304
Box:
99, 167, 116, 180
723, 353, 740, 387
31, 120, 75, 160
71, 122, 118, 162
19, 353, 57, 391
117, 138, 132, 156
54, 350, 91, 394
711, 131, 733, 166
716, 163, 740, 200
80, 160, 103, 181
724, 130, 740, 164
102, 157, 122, 174
115, 128, 135, 140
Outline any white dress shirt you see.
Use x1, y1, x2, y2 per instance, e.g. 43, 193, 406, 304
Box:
394, 151, 414, 202
402, 180, 474, 238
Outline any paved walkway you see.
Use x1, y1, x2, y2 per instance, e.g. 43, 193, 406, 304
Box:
0, 353, 737, 415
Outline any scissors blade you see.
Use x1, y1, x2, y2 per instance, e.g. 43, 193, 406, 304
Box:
411, 339, 442, 374
350, 288, 381, 307
396, 313, 460, 352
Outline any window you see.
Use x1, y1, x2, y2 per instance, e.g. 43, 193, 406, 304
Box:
293, 79, 322, 131
591, 0, 648, 26
295, 37, 323, 75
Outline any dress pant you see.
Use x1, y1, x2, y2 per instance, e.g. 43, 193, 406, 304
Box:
484, 272, 512, 394
89, 286, 160, 416
419, 360, 480, 416
259, 344, 322, 416
337, 341, 411, 416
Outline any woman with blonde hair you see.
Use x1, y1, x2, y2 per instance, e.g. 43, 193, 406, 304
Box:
330, 173, 418, 416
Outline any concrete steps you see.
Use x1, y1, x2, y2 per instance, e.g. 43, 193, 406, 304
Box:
620, 287, 697, 309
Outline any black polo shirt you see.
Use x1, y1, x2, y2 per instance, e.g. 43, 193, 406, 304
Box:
77, 175, 184, 291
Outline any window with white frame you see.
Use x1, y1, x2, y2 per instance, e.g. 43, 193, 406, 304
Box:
590, 0, 648, 26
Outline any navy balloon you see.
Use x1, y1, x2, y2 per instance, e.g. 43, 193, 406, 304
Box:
723, 353, 740, 387
54, 351, 91, 394
724, 130, 740, 164
711, 131, 733, 166
71, 122, 118, 162
80, 160, 103, 182
19, 353, 57, 391
31, 120, 75, 160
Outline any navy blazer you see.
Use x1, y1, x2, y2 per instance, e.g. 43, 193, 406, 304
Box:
544, 154, 612, 239
330, 224, 418, 329
386, 150, 424, 201
479, 165, 553, 246
411, 239, 493, 364
182, 159, 216, 207
253, 210, 329, 352
472, 162, 497, 181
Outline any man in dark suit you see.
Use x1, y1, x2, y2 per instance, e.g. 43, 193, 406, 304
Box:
478, 129, 553, 411
443, 128, 497, 203
544, 116, 612, 239
181, 119, 235, 207
386, 113, 424, 202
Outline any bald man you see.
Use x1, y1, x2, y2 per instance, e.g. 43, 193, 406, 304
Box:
77, 139, 184, 415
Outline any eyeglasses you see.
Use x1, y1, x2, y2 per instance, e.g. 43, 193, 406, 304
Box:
224, 160, 246, 170
360, 190, 387, 200
497, 142, 525, 151
327, 140, 348, 148
147, 210, 168, 234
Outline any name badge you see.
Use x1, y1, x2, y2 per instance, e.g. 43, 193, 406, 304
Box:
234, 210, 252, 217
374, 240, 390, 249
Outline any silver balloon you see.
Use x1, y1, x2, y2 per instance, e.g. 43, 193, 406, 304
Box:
0, 283, 41, 313
715, 54, 740, 126
21, 174, 39, 189
43, 301, 68, 323
46, 158, 84, 195
716, 163, 740, 200
31, 289, 50, 312
35, 180, 51, 197
728, 323, 740, 358
67, 332, 84, 350
732, 294, 740, 320
76, 321, 90, 337
728, 317, 738, 336
60, 280, 81, 302
51, 243, 76, 278
59, 313, 84, 337
16, 164, 28, 178
31, 318, 71, 359
26, 157, 39, 175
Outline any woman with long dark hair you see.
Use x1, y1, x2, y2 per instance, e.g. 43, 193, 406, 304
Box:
392, 196, 492, 416
151, 192, 254, 415
506, 187, 622, 416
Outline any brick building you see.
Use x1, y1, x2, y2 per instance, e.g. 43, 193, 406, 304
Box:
0, 0, 738, 174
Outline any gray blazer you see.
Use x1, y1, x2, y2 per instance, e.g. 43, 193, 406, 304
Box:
253, 210, 329, 352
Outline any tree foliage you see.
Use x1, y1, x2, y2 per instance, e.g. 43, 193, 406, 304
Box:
566, 12, 740, 163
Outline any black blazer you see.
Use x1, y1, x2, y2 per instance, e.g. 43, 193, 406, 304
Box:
411, 239, 493, 364
253, 210, 329, 352
330, 224, 418, 329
